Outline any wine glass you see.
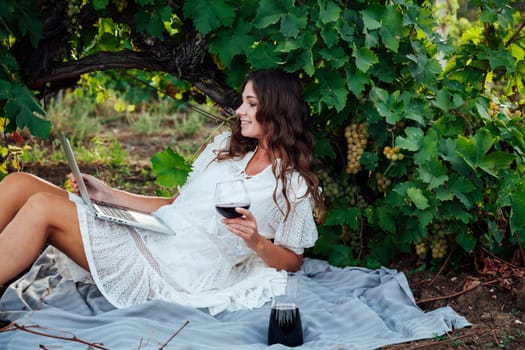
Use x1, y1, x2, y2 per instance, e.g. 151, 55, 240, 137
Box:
214, 179, 251, 218
214, 179, 252, 256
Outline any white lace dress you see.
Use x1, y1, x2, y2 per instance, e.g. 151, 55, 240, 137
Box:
62, 132, 318, 315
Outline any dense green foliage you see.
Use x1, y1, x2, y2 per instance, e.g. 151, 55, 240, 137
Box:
1, 0, 525, 267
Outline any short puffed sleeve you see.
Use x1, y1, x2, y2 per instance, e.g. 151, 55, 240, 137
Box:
269, 173, 318, 254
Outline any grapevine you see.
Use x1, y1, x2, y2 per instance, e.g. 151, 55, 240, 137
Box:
344, 122, 368, 174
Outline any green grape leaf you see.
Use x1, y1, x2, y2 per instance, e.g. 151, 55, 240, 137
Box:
353, 46, 378, 72
510, 43, 525, 62
379, 26, 399, 52
345, 66, 369, 96
314, 136, 336, 159
93, 0, 109, 10
414, 128, 438, 165
320, 23, 340, 48
417, 159, 448, 190
183, 0, 235, 35
478, 47, 515, 72
246, 41, 282, 69
370, 87, 404, 124
328, 244, 356, 267
312, 229, 339, 257
0, 80, 12, 99
448, 176, 476, 209
319, 0, 341, 24
319, 47, 348, 68
335, 14, 355, 42
150, 147, 191, 187
510, 190, 525, 234
5, 84, 50, 138
254, 0, 287, 28
325, 207, 361, 230
361, 9, 382, 31
407, 187, 429, 210
456, 129, 515, 177
316, 70, 348, 112
209, 21, 254, 69
280, 9, 307, 38
369, 235, 397, 265
17, 3, 43, 46
376, 205, 396, 233
254, 0, 306, 37
396, 127, 424, 151
456, 232, 477, 253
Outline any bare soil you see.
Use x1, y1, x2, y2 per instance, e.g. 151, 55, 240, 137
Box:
4, 128, 525, 349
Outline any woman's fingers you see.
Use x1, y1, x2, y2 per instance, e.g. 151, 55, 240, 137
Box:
223, 208, 258, 237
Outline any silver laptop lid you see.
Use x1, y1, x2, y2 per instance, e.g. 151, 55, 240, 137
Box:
59, 133, 96, 210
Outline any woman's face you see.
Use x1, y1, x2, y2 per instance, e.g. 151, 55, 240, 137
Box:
235, 81, 265, 140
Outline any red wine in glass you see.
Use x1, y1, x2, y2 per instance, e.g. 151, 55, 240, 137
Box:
267, 303, 303, 347
215, 180, 251, 218
215, 203, 250, 218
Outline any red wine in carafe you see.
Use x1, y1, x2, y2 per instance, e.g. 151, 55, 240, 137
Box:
215, 203, 250, 218
267, 303, 303, 347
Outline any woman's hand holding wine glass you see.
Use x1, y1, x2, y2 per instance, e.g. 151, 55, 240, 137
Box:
215, 179, 255, 255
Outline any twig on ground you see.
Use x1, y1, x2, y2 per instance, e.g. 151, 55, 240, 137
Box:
3, 323, 109, 350
158, 320, 190, 350
416, 278, 498, 304
481, 248, 520, 269
428, 248, 454, 286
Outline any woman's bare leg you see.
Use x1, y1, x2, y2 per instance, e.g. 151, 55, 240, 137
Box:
0, 172, 68, 231
0, 173, 89, 284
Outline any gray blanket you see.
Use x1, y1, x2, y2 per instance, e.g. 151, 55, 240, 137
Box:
0, 248, 470, 349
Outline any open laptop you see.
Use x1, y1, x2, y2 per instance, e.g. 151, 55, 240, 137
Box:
59, 133, 175, 235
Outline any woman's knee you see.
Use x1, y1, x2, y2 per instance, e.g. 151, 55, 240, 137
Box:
22, 192, 55, 215
1, 172, 32, 187
1, 172, 66, 199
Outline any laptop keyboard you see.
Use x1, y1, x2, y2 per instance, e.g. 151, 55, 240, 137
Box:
99, 204, 138, 222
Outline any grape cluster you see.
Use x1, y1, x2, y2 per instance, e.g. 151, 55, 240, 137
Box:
430, 223, 448, 259
66, 0, 83, 38
383, 146, 404, 162
375, 172, 392, 192
318, 169, 366, 208
488, 101, 500, 117
415, 241, 427, 258
344, 122, 368, 174
503, 106, 522, 118
112, 0, 129, 12
413, 222, 449, 260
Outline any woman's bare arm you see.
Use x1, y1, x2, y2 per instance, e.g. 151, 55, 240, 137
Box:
72, 173, 176, 213
222, 207, 304, 272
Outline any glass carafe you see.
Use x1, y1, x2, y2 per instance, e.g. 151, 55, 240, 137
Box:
267, 274, 303, 347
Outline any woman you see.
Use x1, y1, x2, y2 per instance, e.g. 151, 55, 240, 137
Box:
0, 69, 320, 315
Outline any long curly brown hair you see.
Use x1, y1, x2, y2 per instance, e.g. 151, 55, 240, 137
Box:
217, 69, 320, 218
